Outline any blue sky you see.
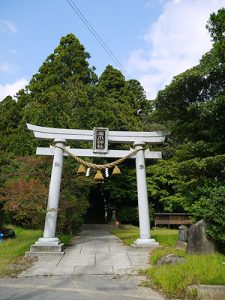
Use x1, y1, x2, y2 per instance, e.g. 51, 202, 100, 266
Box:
1, 0, 225, 101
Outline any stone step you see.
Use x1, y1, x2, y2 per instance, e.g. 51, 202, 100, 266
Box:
187, 285, 225, 300
30, 243, 64, 252
25, 243, 64, 256
25, 251, 64, 257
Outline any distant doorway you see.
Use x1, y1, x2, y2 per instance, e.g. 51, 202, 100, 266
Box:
84, 184, 106, 224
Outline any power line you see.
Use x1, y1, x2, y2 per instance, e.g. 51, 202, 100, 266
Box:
65, 0, 130, 78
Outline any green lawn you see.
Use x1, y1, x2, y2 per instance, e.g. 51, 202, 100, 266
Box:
112, 226, 225, 299
0, 226, 72, 277
111, 226, 178, 247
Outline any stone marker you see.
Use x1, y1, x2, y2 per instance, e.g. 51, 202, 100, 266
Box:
176, 224, 189, 249
178, 225, 189, 241
186, 219, 215, 254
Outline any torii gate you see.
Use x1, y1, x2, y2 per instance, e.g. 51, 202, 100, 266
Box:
26, 123, 166, 254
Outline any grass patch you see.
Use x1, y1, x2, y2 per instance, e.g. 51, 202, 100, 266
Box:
0, 225, 42, 277
112, 225, 178, 247
111, 226, 139, 245
145, 253, 225, 299
112, 225, 225, 299
151, 228, 178, 247
58, 233, 73, 246
0, 226, 42, 257
0, 225, 72, 277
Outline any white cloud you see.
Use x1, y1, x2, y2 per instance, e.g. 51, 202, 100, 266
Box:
0, 61, 18, 75
0, 78, 28, 101
127, 0, 225, 99
0, 62, 12, 74
0, 19, 18, 33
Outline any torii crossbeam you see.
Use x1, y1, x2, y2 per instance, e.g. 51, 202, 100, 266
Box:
26, 123, 166, 255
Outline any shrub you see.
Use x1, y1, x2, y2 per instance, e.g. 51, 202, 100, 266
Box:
190, 184, 225, 251
0, 178, 47, 228
0, 157, 91, 233
117, 206, 138, 225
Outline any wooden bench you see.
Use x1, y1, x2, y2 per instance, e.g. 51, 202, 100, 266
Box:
154, 213, 192, 228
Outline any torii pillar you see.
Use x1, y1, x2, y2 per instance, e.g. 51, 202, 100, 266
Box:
26, 124, 166, 255
133, 141, 157, 246
38, 138, 65, 246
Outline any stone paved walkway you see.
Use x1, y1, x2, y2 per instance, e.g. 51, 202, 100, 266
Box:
21, 225, 151, 277
11, 226, 166, 299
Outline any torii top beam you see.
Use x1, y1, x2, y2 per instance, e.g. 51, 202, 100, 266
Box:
26, 123, 166, 144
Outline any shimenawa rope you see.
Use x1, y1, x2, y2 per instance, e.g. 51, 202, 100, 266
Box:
52, 144, 140, 170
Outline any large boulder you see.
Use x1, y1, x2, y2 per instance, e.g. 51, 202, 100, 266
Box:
186, 219, 215, 254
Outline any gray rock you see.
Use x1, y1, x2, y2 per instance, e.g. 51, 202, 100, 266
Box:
186, 219, 215, 254
156, 254, 185, 266
176, 240, 187, 249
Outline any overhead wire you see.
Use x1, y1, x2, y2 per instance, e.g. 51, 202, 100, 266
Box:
65, 0, 130, 78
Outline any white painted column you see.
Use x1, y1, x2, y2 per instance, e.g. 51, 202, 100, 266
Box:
134, 141, 159, 247
36, 138, 66, 247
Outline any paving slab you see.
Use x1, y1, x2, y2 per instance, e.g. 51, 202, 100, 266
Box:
96, 252, 131, 266
113, 266, 140, 275
73, 266, 113, 275
81, 244, 110, 253
66, 245, 82, 252
127, 252, 150, 266
27, 255, 62, 268
59, 254, 96, 267
21, 267, 54, 276
50, 266, 75, 275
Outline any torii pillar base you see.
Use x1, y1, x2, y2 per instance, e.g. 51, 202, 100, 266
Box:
132, 238, 159, 248
26, 238, 64, 256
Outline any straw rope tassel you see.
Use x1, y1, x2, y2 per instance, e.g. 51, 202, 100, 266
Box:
112, 165, 121, 175
77, 164, 86, 174
94, 170, 104, 181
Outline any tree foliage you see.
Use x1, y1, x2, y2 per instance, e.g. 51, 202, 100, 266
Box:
147, 8, 225, 250
0, 33, 150, 232
146, 160, 185, 213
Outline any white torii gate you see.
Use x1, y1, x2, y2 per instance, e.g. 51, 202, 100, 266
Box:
26, 123, 166, 254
